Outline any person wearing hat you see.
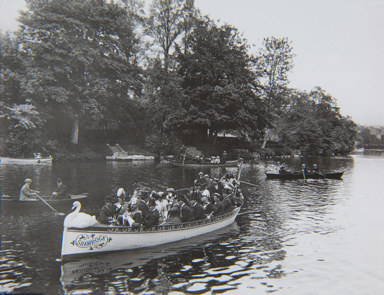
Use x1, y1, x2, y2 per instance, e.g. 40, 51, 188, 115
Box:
194, 172, 206, 189
52, 178, 70, 199
98, 195, 117, 224
19, 178, 39, 200
279, 164, 289, 175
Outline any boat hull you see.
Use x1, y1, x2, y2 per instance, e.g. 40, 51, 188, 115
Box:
169, 160, 239, 168
61, 207, 240, 258
1, 194, 88, 214
0, 157, 53, 164
265, 171, 344, 180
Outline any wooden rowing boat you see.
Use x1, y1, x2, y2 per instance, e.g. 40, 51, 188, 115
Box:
265, 171, 344, 180
1, 194, 88, 214
169, 160, 239, 168
61, 206, 241, 259
0, 156, 53, 165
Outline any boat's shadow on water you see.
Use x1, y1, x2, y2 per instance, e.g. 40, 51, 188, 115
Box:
60, 223, 240, 292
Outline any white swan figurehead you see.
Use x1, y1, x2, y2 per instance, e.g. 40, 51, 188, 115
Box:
64, 201, 98, 229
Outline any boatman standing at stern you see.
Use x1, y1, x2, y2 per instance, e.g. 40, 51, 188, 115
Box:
19, 178, 39, 200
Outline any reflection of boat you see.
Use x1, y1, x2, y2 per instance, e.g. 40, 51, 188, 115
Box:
60, 223, 239, 288
265, 171, 344, 180
61, 207, 241, 259
0, 156, 53, 164
1, 194, 88, 214
169, 160, 239, 168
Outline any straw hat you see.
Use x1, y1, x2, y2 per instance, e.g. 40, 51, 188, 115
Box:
24, 178, 32, 183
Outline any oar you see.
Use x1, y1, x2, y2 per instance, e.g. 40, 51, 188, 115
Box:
240, 180, 258, 187
237, 210, 262, 216
35, 194, 65, 216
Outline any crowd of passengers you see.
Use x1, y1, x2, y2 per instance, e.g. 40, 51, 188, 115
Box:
98, 171, 243, 228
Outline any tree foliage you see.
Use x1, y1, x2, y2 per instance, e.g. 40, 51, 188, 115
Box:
18, 0, 144, 143
174, 19, 268, 143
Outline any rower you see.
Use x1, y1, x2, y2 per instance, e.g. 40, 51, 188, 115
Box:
19, 178, 39, 200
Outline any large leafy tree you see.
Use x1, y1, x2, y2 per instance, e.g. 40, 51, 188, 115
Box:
255, 36, 294, 113
18, 0, 143, 144
147, 0, 196, 71
277, 87, 357, 155
174, 18, 268, 143
0, 32, 45, 156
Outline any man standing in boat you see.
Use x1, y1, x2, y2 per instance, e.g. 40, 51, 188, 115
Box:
19, 178, 40, 200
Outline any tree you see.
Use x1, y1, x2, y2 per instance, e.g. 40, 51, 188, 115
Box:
174, 18, 268, 143
147, 0, 196, 71
255, 36, 294, 114
18, 0, 143, 144
276, 87, 357, 156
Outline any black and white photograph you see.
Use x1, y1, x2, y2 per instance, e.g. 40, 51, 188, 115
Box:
1, 0, 383, 294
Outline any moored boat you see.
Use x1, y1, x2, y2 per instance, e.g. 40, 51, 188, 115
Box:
61, 207, 240, 259
169, 160, 239, 168
1, 194, 88, 214
0, 156, 53, 165
265, 171, 344, 180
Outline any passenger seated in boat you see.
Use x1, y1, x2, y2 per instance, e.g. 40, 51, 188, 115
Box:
222, 194, 234, 213
98, 195, 117, 224
52, 178, 70, 199
204, 174, 213, 191
190, 199, 206, 220
279, 164, 289, 175
179, 200, 193, 222
33, 153, 42, 159
311, 164, 319, 173
194, 172, 206, 189
201, 196, 214, 215
136, 193, 149, 219
129, 189, 139, 210
130, 204, 143, 226
143, 199, 160, 228
156, 193, 169, 223
19, 178, 40, 200
212, 193, 224, 216
233, 189, 244, 207
164, 202, 181, 224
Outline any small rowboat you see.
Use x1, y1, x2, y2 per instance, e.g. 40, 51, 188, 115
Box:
1, 194, 88, 214
61, 207, 240, 259
169, 160, 239, 168
0, 156, 53, 165
265, 171, 344, 180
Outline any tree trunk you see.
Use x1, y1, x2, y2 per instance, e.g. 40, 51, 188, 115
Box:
70, 117, 79, 144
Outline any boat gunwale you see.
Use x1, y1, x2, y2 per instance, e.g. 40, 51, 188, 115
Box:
65, 207, 240, 234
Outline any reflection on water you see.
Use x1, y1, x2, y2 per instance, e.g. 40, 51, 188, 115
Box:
1, 155, 384, 294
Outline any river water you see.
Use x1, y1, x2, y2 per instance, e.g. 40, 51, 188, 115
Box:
1, 154, 383, 294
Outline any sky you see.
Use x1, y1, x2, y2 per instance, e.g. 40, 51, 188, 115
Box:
1, 0, 383, 126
